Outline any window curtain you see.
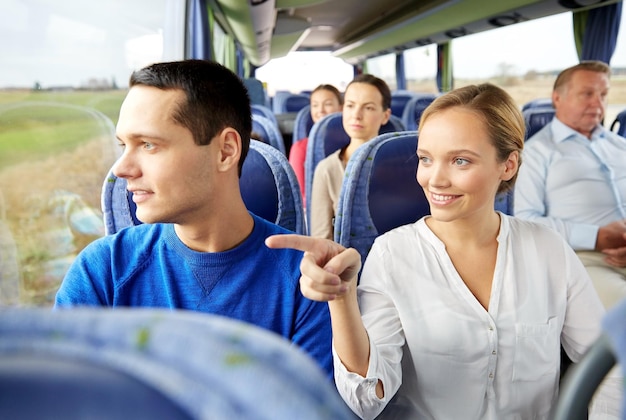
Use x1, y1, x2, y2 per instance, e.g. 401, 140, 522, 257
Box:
396, 52, 407, 90
573, 2, 622, 64
188, 0, 211, 59
436, 42, 453, 93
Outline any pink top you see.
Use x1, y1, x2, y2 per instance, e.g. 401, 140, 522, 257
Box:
288, 137, 308, 205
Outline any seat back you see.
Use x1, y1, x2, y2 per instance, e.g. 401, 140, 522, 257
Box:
523, 107, 555, 140
292, 105, 314, 145
334, 132, 428, 264
242, 77, 268, 107
271, 91, 290, 113
386, 114, 406, 132
0, 353, 192, 420
240, 140, 305, 234
610, 108, 626, 137
521, 97, 553, 111
304, 113, 404, 222
0, 308, 354, 420
390, 90, 416, 118
401, 93, 438, 131
284, 94, 310, 113
251, 104, 279, 129
494, 189, 514, 216
252, 114, 286, 155
102, 140, 305, 235
552, 334, 617, 420
552, 298, 626, 420
272, 92, 309, 114
602, 298, 626, 414
304, 113, 349, 218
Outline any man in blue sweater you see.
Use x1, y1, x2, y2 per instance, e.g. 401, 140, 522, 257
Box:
55, 60, 333, 378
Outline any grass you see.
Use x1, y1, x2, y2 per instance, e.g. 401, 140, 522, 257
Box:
0, 90, 125, 119
0, 90, 125, 170
0, 89, 124, 306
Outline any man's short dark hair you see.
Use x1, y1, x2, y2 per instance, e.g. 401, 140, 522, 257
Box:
553, 60, 611, 93
130, 60, 252, 175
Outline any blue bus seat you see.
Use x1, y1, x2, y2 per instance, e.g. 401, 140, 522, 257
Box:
523, 107, 555, 140
495, 189, 514, 216
390, 90, 416, 118
292, 105, 314, 145
240, 140, 305, 233
521, 97, 553, 111
387, 114, 406, 132
284, 94, 310, 113
552, 297, 625, 420
0, 307, 354, 420
252, 114, 286, 155
272, 92, 309, 114
304, 113, 405, 223
102, 140, 306, 235
401, 93, 438, 131
304, 113, 349, 221
102, 170, 140, 234
610, 108, 626, 137
552, 334, 617, 420
251, 104, 279, 129
242, 77, 268, 107
334, 132, 428, 264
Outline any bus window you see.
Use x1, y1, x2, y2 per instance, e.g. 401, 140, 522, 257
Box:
403, 45, 438, 93
0, 0, 184, 307
365, 53, 398, 91
256, 51, 353, 96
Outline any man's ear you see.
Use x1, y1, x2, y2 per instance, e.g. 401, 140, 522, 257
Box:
216, 127, 242, 173
552, 89, 561, 109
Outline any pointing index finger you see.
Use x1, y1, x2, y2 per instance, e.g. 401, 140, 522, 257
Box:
265, 234, 320, 252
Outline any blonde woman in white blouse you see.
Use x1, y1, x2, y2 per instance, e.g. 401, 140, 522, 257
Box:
267, 83, 622, 419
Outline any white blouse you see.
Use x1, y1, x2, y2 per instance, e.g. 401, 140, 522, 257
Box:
333, 214, 620, 420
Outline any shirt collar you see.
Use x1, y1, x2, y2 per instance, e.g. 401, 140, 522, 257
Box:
551, 117, 605, 143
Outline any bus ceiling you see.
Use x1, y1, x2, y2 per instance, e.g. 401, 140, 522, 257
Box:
212, 0, 622, 67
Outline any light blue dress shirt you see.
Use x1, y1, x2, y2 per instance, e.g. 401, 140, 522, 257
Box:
515, 117, 626, 250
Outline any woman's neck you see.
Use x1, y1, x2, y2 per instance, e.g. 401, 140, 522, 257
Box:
426, 211, 501, 249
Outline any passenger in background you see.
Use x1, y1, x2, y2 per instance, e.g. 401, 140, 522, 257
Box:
267, 84, 622, 419
289, 84, 343, 205
515, 60, 626, 310
54, 59, 333, 379
309, 75, 391, 239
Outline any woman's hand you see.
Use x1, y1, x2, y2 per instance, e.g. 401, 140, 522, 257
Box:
265, 234, 361, 301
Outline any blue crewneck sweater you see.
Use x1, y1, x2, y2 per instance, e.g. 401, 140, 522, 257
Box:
55, 214, 333, 377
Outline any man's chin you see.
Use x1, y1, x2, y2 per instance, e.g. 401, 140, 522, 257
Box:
134, 212, 162, 225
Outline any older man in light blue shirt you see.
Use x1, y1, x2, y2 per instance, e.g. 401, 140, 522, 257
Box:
515, 60, 626, 309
